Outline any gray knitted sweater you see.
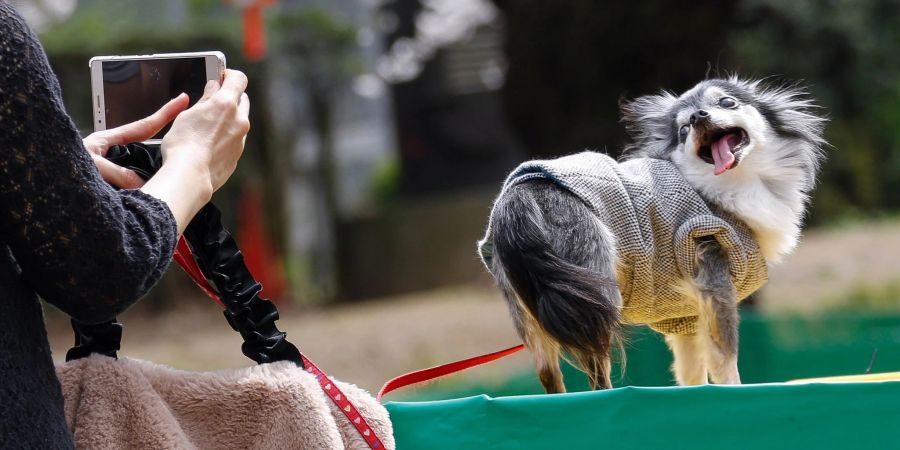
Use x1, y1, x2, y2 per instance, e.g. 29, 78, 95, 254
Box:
479, 151, 768, 335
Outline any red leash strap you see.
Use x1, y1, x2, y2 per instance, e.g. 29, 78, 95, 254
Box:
172, 238, 385, 449
377, 344, 525, 401
303, 355, 387, 449
172, 237, 223, 307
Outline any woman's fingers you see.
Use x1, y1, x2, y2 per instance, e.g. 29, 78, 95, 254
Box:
238, 93, 250, 120
200, 79, 220, 102
90, 154, 145, 189
103, 93, 190, 144
218, 69, 248, 104
238, 93, 250, 145
158, 69, 251, 193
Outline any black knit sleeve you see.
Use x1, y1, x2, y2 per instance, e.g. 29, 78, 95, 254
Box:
0, 4, 178, 324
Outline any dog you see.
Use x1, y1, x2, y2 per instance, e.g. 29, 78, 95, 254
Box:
478, 77, 826, 392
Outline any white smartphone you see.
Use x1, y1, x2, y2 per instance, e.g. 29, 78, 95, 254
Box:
90, 51, 226, 144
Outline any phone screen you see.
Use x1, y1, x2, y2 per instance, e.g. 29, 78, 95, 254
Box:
101, 57, 208, 140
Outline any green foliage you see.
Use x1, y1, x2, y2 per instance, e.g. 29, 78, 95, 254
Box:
729, 0, 900, 223
824, 280, 900, 313
370, 157, 401, 207
499, 0, 900, 223
187, 0, 220, 14
39, 2, 241, 55
269, 7, 362, 89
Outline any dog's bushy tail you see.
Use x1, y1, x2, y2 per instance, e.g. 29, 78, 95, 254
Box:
489, 180, 623, 388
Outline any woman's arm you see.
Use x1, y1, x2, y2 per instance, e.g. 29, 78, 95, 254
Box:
0, 5, 247, 323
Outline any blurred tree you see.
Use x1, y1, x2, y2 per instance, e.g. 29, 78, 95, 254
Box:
269, 7, 361, 300
730, 0, 900, 223
41, 0, 388, 303
492, 0, 900, 224
493, 0, 737, 158
33, 0, 900, 303
382, 0, 526, 195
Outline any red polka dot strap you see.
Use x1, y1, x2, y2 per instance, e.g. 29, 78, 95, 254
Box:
174, 235, 386, 449
302, 355, 386, 449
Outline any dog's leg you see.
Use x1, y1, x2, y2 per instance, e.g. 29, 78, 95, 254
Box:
665, 334, 708, 385
493, 263, 567, 394
694, 239, 741, 384
527, 325, 566, 393
573, 351, 613, 390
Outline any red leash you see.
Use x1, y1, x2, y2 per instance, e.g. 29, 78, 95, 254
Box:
172, 238, 221, 307
302, 355, 386, 449
376, 344, 525, 401
175, 234, 524, 444
172, 236, 386, 450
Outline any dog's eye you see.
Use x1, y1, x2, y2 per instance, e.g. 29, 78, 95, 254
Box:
718, 97, 738, 109
678, 124, 690, 142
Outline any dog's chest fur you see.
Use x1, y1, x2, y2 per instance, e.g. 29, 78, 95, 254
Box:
672, 136, 814, 263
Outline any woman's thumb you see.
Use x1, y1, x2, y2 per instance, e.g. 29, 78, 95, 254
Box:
200, 79, 220, 101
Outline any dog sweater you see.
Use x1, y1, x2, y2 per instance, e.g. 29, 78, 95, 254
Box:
478, 151, 768, 335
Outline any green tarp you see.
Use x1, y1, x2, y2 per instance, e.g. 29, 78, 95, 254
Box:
386, 381, 900, 449
385, 313, 900, 449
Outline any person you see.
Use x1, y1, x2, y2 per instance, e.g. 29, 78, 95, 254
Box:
0, 3, 251, 447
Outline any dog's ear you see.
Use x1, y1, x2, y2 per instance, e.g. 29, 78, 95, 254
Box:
733, 76, 828, 177
619, 92, 678, 158
736, 77, 827, 148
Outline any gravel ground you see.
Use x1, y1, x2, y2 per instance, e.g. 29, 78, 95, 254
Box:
46, 281, 526, 394
760, 219, 900, 312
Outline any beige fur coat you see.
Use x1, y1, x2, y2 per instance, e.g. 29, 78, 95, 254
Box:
56, 355, 395, 449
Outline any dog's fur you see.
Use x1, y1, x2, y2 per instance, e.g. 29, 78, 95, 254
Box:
486, 77, 826, 391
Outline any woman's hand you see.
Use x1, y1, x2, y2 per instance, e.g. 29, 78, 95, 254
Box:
160, 69, 251, 193
83, 94, 190, 189
140, 69, 251, 234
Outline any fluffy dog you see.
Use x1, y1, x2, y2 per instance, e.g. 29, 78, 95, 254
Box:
478, 77, 826, 391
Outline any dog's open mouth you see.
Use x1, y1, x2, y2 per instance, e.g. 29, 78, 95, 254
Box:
697, 127, 750, 176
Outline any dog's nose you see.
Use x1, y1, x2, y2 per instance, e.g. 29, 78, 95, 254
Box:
690, 110, 710, 125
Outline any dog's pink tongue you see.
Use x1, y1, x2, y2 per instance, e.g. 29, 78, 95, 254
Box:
712, 133, 740, 176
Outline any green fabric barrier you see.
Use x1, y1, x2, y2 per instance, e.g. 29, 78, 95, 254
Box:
392, 313, 900, 401
384, 313, 900, 448
386, 381, 900, 449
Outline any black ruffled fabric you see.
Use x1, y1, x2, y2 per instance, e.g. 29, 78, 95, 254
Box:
68, 143, 303, 367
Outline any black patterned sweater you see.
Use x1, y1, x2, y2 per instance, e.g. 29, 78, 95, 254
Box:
0, 3, 177, 448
